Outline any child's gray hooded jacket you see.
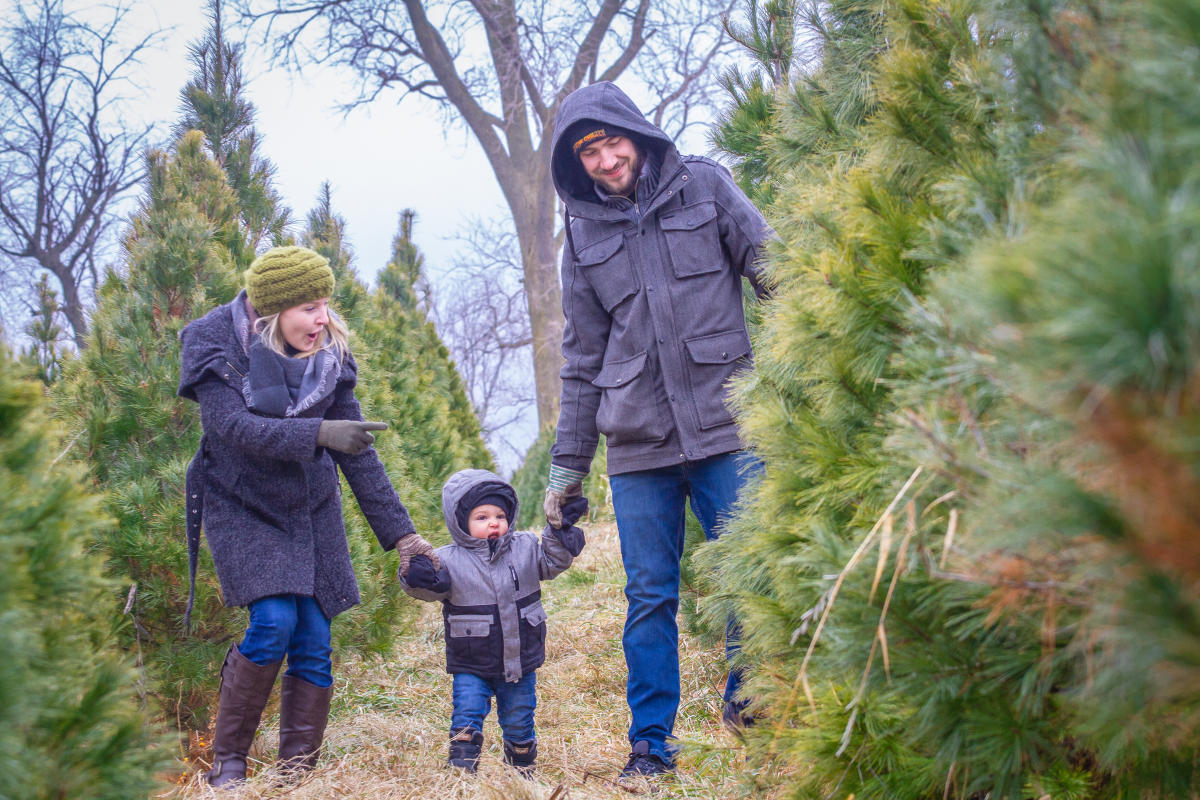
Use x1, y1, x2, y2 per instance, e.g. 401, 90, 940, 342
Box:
400, 469, 579, 683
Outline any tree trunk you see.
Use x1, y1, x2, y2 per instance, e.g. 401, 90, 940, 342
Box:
506, 156, 564, 431
42, 252, 89, 350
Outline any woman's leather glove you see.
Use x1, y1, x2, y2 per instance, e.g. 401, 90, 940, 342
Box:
394, 531, 439, 577
317, 419, 387, 455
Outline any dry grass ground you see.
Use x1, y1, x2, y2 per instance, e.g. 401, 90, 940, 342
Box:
164, 522, 772, 799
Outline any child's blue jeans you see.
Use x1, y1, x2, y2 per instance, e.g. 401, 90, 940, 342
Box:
450, 671, 537, 742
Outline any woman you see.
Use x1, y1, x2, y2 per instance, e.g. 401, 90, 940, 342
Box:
178, 245, 437, 787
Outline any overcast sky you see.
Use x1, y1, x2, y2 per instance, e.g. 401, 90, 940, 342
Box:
129, 4, 506, 286
127, 5, 716, 286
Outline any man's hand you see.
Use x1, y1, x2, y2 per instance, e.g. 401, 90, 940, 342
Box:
544, 463, 588, 527
317, 419, 387, 456
544, 483, 583, 529
395, 532, 439, 577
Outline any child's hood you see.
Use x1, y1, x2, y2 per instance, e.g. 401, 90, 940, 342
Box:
441, 468, 520, 548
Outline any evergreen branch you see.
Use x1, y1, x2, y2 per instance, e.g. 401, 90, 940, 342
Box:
768, 465, 923, 759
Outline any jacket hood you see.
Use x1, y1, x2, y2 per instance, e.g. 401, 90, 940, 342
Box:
441, 468, 520, 548
551, 82, 675, 205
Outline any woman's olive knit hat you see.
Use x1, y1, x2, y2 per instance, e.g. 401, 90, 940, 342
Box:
245, 246, 335, 316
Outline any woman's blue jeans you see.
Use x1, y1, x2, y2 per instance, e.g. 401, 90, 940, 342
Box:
450, 671, 537, 743
237, 594, 333, 688
610, 450, 762, 763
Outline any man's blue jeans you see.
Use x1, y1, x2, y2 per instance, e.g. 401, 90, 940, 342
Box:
237, 594, 333, 688
610, 450, 762, 762
450, 671, 537, 743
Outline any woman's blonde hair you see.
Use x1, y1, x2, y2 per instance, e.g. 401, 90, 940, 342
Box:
254, 303, 350, 360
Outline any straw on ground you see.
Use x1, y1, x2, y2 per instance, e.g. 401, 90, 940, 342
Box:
165, 521, 771, 799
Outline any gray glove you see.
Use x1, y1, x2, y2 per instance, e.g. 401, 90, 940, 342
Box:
544, 482, 583, 529
317, 419, 387, 455
395, 532, 439, 577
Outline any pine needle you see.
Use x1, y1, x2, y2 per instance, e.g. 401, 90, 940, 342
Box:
868, 513, 893, 606
770, 466, 923, 750
940, 508, 958, 570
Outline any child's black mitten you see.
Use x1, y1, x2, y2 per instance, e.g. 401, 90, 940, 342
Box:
404, 554, 451, 592
558, 496, 589, 529
548, 496, 588, 557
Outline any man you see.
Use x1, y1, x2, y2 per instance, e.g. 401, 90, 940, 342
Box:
544, 81, 771, 778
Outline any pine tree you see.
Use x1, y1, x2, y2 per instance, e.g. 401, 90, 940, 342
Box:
706, 0, 1200, 796
300, 188, 492, 650
53, 130, 243, 728
357, 206, 494, 531
0, 349, 167, 798
177, 0, 289, 261
23, 274, 65, 385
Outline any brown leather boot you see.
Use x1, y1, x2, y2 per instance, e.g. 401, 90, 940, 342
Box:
206, 646, 282, 788
276, 674, 333, 774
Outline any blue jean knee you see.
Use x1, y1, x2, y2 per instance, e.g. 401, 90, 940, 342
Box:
238, 594, 333, 687
450, 672, 537, 742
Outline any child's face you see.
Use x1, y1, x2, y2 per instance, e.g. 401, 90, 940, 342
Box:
467, 504, 509, 540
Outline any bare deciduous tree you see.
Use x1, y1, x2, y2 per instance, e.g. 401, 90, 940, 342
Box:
0, 0, 156, 349
434, 216, 535, 467
240, 0, 735, 428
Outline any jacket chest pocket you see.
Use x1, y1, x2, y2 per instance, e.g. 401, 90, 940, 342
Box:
592, 351, 668, 446
577, 234, 637, 312
659, 201, 722, 278
448, 614, 494, 638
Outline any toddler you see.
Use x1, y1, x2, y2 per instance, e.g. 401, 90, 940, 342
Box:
401, 468, 587, 774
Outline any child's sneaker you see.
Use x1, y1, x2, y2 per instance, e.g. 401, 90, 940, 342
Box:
448, 728, 483, 773
503, 739, 536, 777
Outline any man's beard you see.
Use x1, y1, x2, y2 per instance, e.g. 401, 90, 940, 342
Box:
597, 152, 641, 197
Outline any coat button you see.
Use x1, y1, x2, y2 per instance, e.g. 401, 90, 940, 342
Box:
721, 351, 728, 358
682, 175, 689, 181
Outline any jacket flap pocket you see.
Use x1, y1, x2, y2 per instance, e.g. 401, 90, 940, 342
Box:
575, 234, 625, 266
448, 614, 493, 638
520, 602, 547, 626
660, 201, 718, 232
684, 330, 752, 365
591, 352, 648, 389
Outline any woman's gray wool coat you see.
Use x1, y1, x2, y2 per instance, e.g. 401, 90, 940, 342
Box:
178, 292, 415, 620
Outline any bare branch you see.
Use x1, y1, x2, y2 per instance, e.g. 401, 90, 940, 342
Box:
0, 0, 159, 348
596, 0, 652, 84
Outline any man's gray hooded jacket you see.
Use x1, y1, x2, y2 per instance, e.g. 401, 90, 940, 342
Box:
400, 469, 579, 683
550, 82, 771, 476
